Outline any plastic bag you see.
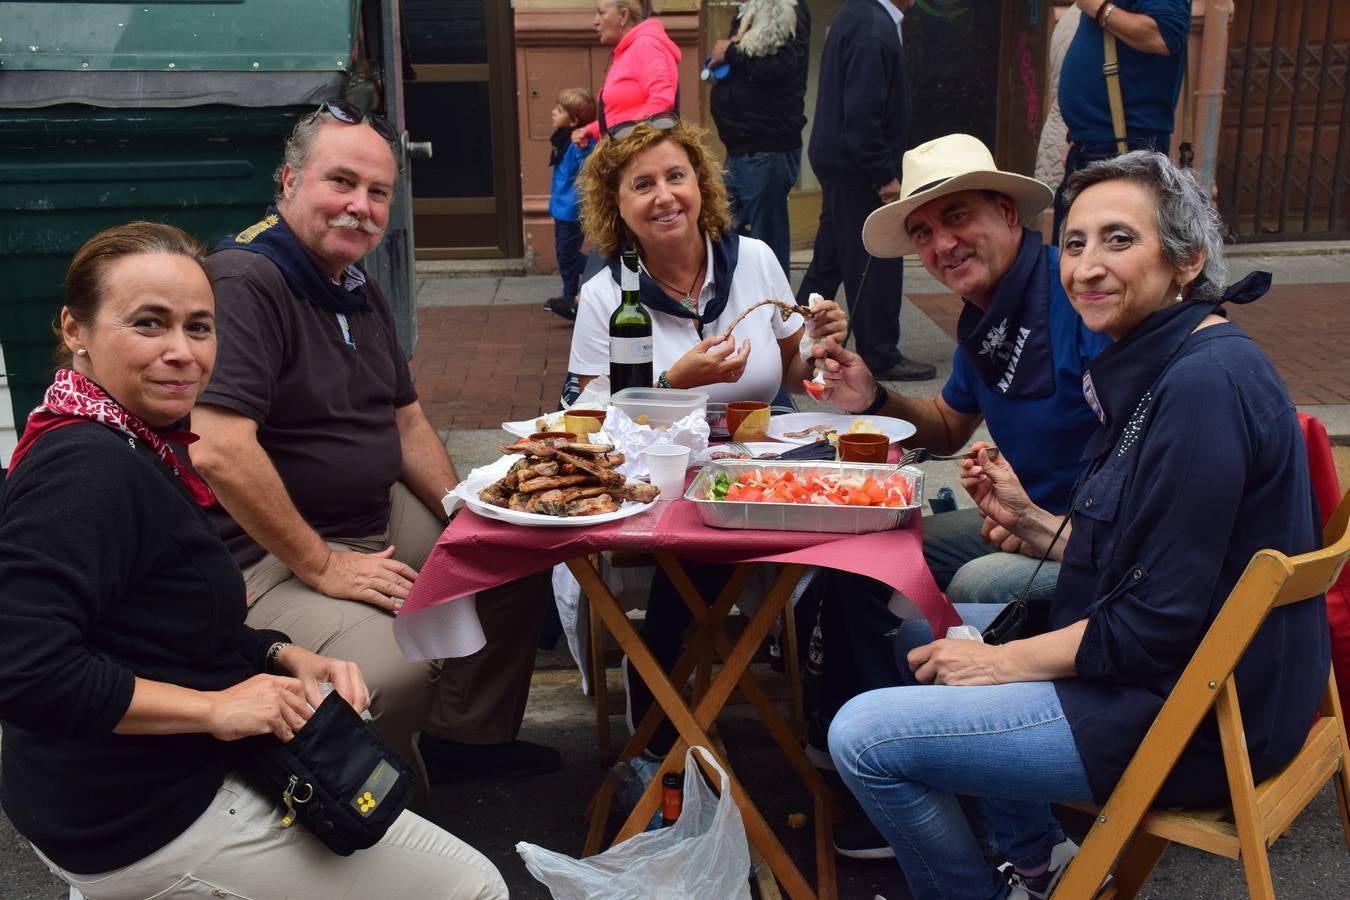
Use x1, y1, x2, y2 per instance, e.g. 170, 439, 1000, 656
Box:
516, 747, 752, 900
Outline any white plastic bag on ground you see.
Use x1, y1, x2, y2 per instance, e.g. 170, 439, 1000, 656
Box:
516, 746, 752, 900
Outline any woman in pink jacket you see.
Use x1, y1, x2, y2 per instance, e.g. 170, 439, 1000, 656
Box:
572, 1, 681, 147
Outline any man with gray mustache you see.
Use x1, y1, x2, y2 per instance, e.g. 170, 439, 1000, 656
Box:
189, 105, 558, 807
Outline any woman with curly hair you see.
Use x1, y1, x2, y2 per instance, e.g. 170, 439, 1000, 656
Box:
568, 115, 845, 403
567, 117, 848, 757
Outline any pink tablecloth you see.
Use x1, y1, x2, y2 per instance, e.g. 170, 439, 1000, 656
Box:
398, 495, 956, 659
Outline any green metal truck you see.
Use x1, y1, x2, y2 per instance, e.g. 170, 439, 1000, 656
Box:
0, 0, 423, 468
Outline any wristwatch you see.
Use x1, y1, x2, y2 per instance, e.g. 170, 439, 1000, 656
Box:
858, 381, 889, 416
265, 641, 293, 675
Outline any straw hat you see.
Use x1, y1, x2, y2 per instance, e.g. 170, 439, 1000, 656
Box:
861, 134, 1054, 258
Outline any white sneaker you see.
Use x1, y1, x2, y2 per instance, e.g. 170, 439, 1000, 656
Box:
1004, 837, 1078, 900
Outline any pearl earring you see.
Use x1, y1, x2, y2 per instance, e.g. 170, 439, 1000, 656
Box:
75, 348, 88, 356
1174, 284, 1185, 303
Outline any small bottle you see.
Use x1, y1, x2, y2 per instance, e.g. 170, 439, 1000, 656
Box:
610, 248, 654, 392
660, 772, 683, 826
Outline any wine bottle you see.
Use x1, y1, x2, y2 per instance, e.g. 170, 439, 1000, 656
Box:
610, 248, 654, 392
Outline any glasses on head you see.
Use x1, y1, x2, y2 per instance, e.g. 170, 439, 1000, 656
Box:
314, 99, 399, 144
606, 111, 680, 141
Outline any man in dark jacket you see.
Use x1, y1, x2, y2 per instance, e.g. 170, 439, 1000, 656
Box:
795, 0, 934, 381
709, 0, 810, 275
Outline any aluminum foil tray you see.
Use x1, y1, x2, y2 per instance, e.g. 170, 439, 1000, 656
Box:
684, 460, 924, 534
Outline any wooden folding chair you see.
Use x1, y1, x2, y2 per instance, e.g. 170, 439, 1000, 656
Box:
1054, 489, 1350, 899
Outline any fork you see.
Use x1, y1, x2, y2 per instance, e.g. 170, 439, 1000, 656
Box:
721, 441, 753, 457
896, 446, 1000, 467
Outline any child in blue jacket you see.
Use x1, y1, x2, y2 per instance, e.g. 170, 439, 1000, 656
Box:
545, 88, 596, 321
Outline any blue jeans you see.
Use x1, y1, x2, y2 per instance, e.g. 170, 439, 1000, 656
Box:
724, 148, 801, 275
831, 603, 1094, 900
554, 218, 585, 298
924, 507, 1061, 605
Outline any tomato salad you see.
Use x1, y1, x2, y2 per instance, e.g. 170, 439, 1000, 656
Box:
708, 468, 914, 508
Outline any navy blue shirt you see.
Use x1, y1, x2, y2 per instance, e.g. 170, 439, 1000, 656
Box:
1051, 323, 1329, 805
1060, 0, 1191, 145
942, 245, 1111, 513
806, 0, 909, 190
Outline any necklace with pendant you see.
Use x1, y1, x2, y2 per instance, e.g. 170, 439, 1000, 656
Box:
644, 261, 705, 313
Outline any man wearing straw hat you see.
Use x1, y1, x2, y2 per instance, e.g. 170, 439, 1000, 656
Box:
808, 132, 1111, 857
820, 133, 1112, 606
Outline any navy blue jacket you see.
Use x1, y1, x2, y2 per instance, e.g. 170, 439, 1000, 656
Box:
1052, 323, 1329, 806
807, 0, 909, 190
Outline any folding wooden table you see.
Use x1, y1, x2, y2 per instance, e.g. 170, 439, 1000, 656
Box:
398, 495, 955, 900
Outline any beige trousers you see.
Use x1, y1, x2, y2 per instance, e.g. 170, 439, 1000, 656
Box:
243, 483, 552, 805
36, 773, 507, 900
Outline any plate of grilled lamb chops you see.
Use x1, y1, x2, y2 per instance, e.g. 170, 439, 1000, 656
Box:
461, 437, 663, 526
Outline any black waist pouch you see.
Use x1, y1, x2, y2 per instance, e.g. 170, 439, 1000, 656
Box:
240, 691, 414, 856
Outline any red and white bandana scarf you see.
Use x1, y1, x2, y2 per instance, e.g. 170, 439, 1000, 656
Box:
6, 368, 216, 507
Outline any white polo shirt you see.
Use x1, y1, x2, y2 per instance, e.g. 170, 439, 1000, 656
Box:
569, 235, 801, 404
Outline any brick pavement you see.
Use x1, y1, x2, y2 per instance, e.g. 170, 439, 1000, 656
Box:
909, 282, 1350, 406
411, 303, 573, 429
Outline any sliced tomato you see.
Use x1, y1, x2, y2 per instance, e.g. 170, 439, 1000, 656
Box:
801, 378, 826, 401
739, 487, 765, 503
860, 476, 885, 504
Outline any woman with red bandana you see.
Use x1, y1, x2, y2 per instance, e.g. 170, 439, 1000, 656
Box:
0, 223, 505, 898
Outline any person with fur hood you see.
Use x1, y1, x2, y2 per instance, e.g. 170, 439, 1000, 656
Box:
709, 0, 811, 275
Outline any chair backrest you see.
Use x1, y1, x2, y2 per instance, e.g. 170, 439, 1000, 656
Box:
1123, 488, 1350, 799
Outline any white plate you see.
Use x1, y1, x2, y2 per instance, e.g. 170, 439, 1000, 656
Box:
455, 475, 655, 528
765, 412, 916, 446
693, 442, 790, 465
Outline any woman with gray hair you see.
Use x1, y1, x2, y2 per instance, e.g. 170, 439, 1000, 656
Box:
826, 151, 1329, 899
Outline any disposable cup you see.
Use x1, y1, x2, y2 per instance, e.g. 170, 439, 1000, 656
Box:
726, 401, 770, 441
563, 409, 607, 436
644, 443, 692, 500
837, 432, 889, 463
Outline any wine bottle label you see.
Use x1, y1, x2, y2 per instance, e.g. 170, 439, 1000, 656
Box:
610, 336, 653, 364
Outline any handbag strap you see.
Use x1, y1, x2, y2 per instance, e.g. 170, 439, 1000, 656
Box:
1103, 32, 1129, 155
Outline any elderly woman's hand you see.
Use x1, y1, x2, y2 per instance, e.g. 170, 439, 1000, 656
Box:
961, 445, 1066, 560
807, 299, 848, 345
908, 638, 1007, 686
667, 334, 751, 388
275, 645, 371, 715
571, 127, 591, 149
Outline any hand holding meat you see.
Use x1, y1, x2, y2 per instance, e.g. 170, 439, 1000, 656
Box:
806, 298, 848, 345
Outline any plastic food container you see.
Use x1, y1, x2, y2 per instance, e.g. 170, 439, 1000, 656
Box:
611, 387, 709, 427
684, 461, 924, 534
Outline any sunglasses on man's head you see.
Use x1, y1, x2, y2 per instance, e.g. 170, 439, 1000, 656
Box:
607, 112, 680, 141
316, 99, 399, 144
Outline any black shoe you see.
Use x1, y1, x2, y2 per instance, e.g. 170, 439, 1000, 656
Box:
875, 355, 936, 381
418, 734, 561, 781
544, 296, 578, 321
832, 812, 896, 860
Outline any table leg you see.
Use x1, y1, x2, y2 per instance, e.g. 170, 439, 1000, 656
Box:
586, 563, 612, 765
569, 557, 833, 900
